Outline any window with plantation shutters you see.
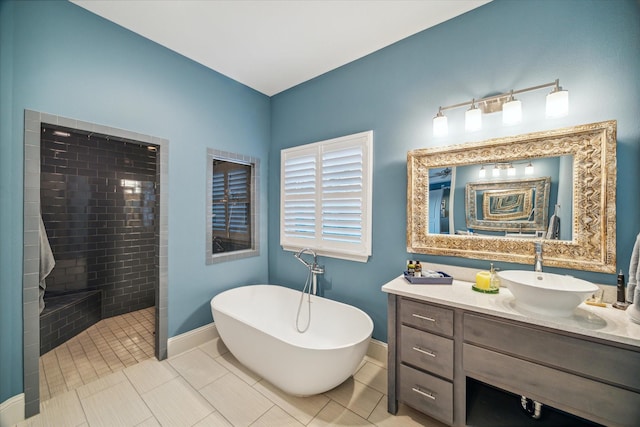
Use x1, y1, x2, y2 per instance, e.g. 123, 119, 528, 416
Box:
281, 131, 372, 262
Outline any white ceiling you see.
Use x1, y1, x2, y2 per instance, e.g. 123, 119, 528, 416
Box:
71, 0, 491, 96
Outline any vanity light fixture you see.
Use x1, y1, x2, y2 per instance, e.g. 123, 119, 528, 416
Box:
492, 164, 501, 177
507, 164, 516, 176
525, 162, 534, 175
478, 165, 486, 178
432, 79, 568, 137
433, 108, 448, 137
465, 99, 482, 132
502, 91, 522, 125
546, 80, 569, 118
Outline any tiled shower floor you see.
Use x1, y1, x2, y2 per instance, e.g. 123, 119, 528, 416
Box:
39, 306, 155, 401
25, 306, 445, 427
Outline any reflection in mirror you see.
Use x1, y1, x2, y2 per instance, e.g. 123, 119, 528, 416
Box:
407, 121, 617, 273
465, 177, 551, 236
206, 149, 260, 264
429, 167, 454, 234
430, 156, 573, 241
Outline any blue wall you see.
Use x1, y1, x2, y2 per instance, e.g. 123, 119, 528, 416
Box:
269, 0, 640, 342
0, 0, 270, 402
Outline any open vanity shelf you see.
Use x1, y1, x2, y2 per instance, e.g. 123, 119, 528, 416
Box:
383, 276, 640, 427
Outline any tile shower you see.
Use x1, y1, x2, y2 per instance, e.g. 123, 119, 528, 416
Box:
39, 124, 159, 355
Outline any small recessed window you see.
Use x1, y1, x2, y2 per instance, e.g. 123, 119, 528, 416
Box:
280, 131, 373, 262
206, 149, 259, 264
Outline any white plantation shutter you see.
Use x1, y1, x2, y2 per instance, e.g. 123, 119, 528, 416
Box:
281, 131, 372, 262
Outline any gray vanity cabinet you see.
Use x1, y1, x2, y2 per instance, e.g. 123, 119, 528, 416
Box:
388, 295, 459, 425
464, 313, 640, 427
387, 294, 640, 427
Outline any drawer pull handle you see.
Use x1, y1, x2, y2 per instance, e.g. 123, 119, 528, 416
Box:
412, 387, 436, 400
412, 346, 436, 358
412, 313, 436, 322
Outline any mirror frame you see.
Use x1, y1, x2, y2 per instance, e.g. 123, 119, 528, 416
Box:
407, 120, 617, 273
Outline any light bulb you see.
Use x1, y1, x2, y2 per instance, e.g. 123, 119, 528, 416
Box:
502, 94, 522, 125
433, 111, 448, 137
507, 165, 516, 176
525, 162, 534, 175
465, 101, 482, 132
492, 165, 500, 177
546, 82, 569, 118
479, 166, 486, 178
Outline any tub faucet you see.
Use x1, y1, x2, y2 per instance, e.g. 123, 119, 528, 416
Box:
294, 248, 324, 295
534, 242, 543, 272
294, 247, 317, 269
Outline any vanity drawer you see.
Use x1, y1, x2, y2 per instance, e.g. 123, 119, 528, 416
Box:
464, 344, 640, 427
400, 325, 453, 379
464, 313, 640, 391
399, 364, 453, 425
400, 298, 453, 337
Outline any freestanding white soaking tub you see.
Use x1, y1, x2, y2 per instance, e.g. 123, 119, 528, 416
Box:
210, 284, 373, 396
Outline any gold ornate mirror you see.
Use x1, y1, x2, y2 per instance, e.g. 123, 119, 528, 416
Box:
407, 121, 616, 273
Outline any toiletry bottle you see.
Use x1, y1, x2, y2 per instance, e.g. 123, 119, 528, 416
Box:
414, 261, 422, 277
613, 270, 628, 310
407, 260, 415, 276
489, 263, 500, 292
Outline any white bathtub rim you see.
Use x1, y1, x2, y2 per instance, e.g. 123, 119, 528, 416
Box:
210, 284, 374, 350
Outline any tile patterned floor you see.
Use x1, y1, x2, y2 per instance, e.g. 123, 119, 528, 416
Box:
39, 307, 155, 401
25, 307, 446, 426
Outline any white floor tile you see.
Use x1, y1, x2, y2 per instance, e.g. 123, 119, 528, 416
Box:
308, 400, 375, 426
80, 380, 152, 427
251, 405, 304, 427
141, 377, 214, 427
168, 348, 228, 390
253, 379, 329, 425
198, 337, 229, 358
75, 370, 128, 400
324, 377, 384, 419
354, 361, 387, 394
199, 373, 273, 427
16, 390, 86, 427
368, 399, 448, 427
134, 417, 161, 427
214, 351, 261, 385
123, 358, 178, 394
192, 412, 233, 427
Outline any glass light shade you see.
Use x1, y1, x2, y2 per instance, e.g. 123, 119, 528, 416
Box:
546, 90, 569, 118
502, 99, 522, 125
507, 165, 516, 176
525, 162, 534, 175
479, 166, 486, 178
492, 166, 500, 177
433, 114, 448, 137
465, 106, 482, 132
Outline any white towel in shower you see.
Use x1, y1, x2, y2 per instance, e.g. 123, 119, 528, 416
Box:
39, 215, 55, 313
628, 232, 640, 303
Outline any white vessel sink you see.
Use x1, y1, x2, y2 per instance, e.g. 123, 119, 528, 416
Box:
497, 270, 599, 317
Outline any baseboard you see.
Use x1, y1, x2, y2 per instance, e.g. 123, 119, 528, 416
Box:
167, 322, 219, 358
367, 338, 388, 368
0, 394, 24, 427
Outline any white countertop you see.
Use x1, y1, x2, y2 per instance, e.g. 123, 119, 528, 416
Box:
382, 275, 640, 349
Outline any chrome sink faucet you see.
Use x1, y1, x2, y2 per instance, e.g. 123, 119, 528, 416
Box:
534, 242, 543, 272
